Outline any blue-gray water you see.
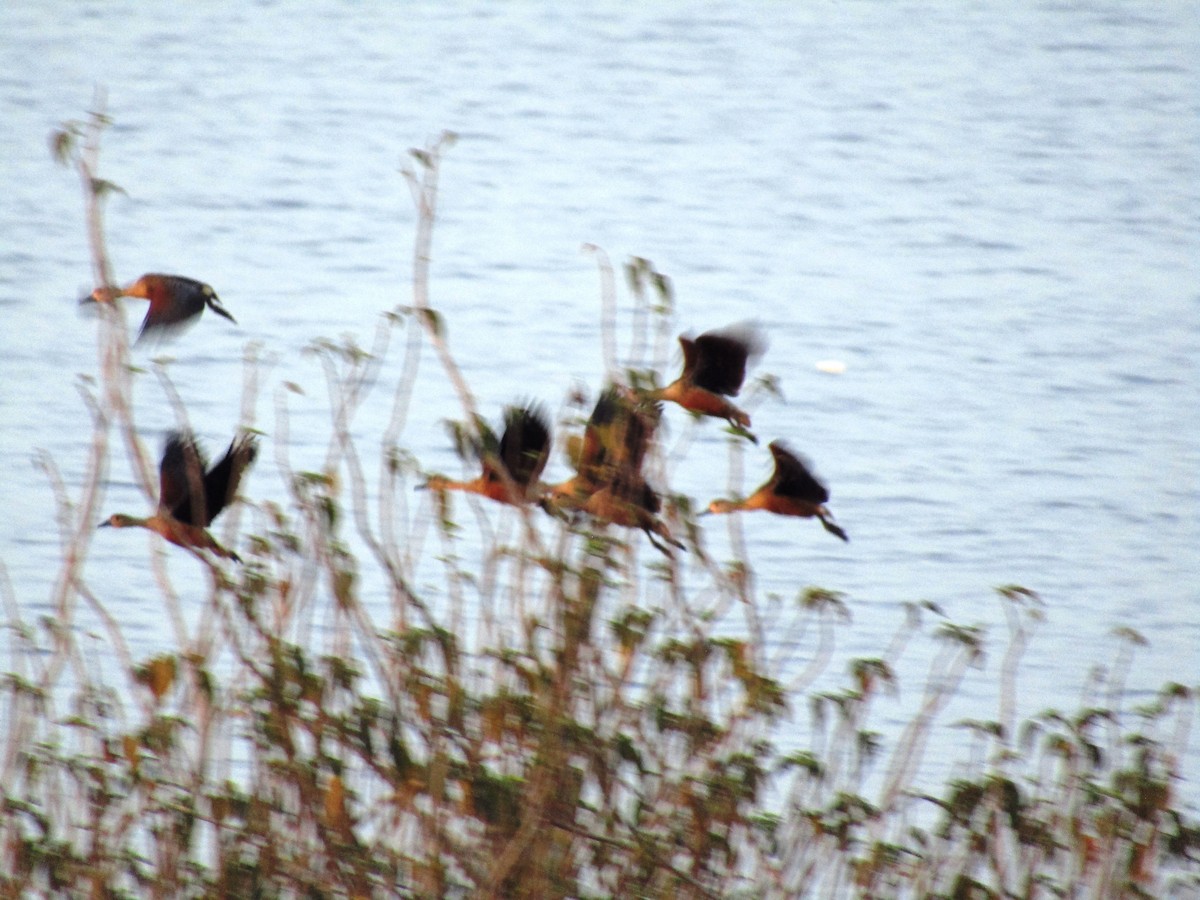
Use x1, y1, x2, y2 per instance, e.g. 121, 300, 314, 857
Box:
2, 2, 1197, 806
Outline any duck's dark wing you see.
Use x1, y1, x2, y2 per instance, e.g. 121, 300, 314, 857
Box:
138, 275, 213, 339
690, 323, 766, 396
197, 434, 259, 525
498, 404, 551, 488
616, 398, 658, 475
677, 335, 700, 381
768, 441, 829, 504
584, 387, 657, 478
564, 389, 617, 486
159, 431, 211, 524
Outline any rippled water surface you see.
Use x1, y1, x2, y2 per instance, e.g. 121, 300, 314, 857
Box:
2, 2, 1197, 801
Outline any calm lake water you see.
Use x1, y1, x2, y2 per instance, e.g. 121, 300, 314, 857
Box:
2, 2, 1197, 806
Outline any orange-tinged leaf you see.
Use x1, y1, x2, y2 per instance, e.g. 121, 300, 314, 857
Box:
325, 774, 348, 831
148, 656, 176, 700
123, 735, 139, 772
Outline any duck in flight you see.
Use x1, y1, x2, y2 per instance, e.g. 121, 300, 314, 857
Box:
423, 404, 552, 506
101, 430, 258, 561
547, 386, 683, 554
648, 322, 765, 439
84, 273, 236, 343
706, 440, 848, 542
